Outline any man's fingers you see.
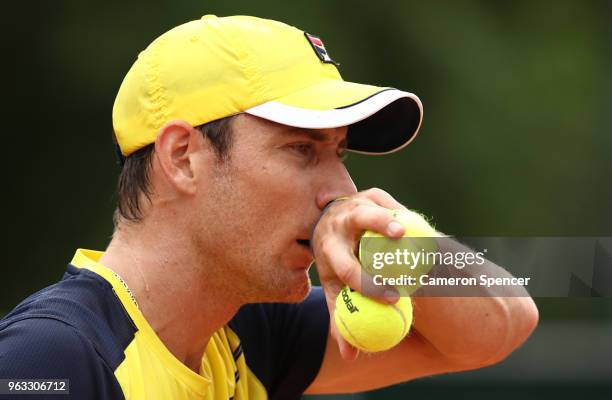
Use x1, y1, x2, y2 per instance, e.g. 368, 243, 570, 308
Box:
317, 207, 401, 304
360, 275, 400, 305
338, 336, 359, 361
318, 239, 396, 301
328, 307, 360, 362
318, 238, 363, 292
344, 204, 406, 238
358, 188, 407, 211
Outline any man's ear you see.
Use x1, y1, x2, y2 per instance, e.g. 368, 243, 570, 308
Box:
154, 120, 206, 196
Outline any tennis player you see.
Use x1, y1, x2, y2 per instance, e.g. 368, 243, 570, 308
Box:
0, 15, 538, 399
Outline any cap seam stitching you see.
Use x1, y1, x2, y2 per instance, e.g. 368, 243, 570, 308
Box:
144, 37, 169, 133
224, 22, 264, 107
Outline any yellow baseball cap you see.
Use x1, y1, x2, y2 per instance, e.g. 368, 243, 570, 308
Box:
113, 15, 423, 157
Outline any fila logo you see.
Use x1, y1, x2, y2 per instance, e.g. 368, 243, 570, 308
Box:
304, 32, 339, 66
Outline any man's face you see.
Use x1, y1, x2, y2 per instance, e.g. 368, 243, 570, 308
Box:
192, 114, 356, 303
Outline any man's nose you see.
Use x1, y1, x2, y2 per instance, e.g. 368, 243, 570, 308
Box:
315, 163, 358, 211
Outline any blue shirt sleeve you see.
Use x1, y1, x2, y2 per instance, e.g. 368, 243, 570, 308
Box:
229, 286, 330, 400
0, 317, 124, 400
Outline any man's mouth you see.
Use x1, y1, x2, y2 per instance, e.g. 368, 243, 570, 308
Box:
296, 239, 311, 249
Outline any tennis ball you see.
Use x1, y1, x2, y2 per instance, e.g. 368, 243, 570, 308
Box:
359, 209, 440, 296
334, 286, 413, 352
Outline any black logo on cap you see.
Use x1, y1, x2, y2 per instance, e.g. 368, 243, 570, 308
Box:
304, 32, 340, 66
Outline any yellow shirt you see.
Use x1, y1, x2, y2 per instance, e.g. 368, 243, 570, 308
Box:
0, 249, 329, 399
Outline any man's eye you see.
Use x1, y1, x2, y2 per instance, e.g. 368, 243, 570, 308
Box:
290, 143, 314, 157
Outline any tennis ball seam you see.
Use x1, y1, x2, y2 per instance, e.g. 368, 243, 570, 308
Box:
336, 312, 367, 350
390, 302, 409, 338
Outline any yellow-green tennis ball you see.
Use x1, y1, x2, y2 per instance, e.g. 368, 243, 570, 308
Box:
334, 286, 413, 352
359, 209, 440, 296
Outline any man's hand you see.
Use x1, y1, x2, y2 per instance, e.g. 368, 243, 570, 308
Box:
311, 188, 409, 361
306, 189, 539, 394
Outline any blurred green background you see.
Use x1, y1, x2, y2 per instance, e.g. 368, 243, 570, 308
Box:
6, 0, 612, 398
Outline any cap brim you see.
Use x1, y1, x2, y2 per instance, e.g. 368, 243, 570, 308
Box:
244, 79, 423, 154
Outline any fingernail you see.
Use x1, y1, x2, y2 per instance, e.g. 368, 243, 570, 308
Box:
384, 289, 399, 303
387, 221, 404, 236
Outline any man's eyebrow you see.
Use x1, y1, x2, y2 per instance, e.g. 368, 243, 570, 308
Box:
284, 127, 346, 147
282, 127, 328, 141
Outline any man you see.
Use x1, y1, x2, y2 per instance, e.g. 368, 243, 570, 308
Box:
0, 15, 538, 399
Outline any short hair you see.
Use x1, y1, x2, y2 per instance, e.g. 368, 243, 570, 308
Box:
112, 116, 235, 226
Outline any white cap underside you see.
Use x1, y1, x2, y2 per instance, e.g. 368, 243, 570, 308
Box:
244, 89, 423, 130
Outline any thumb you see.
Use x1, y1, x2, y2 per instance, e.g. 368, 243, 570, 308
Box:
338, 335, 359, 361
330, 311, 360, 361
